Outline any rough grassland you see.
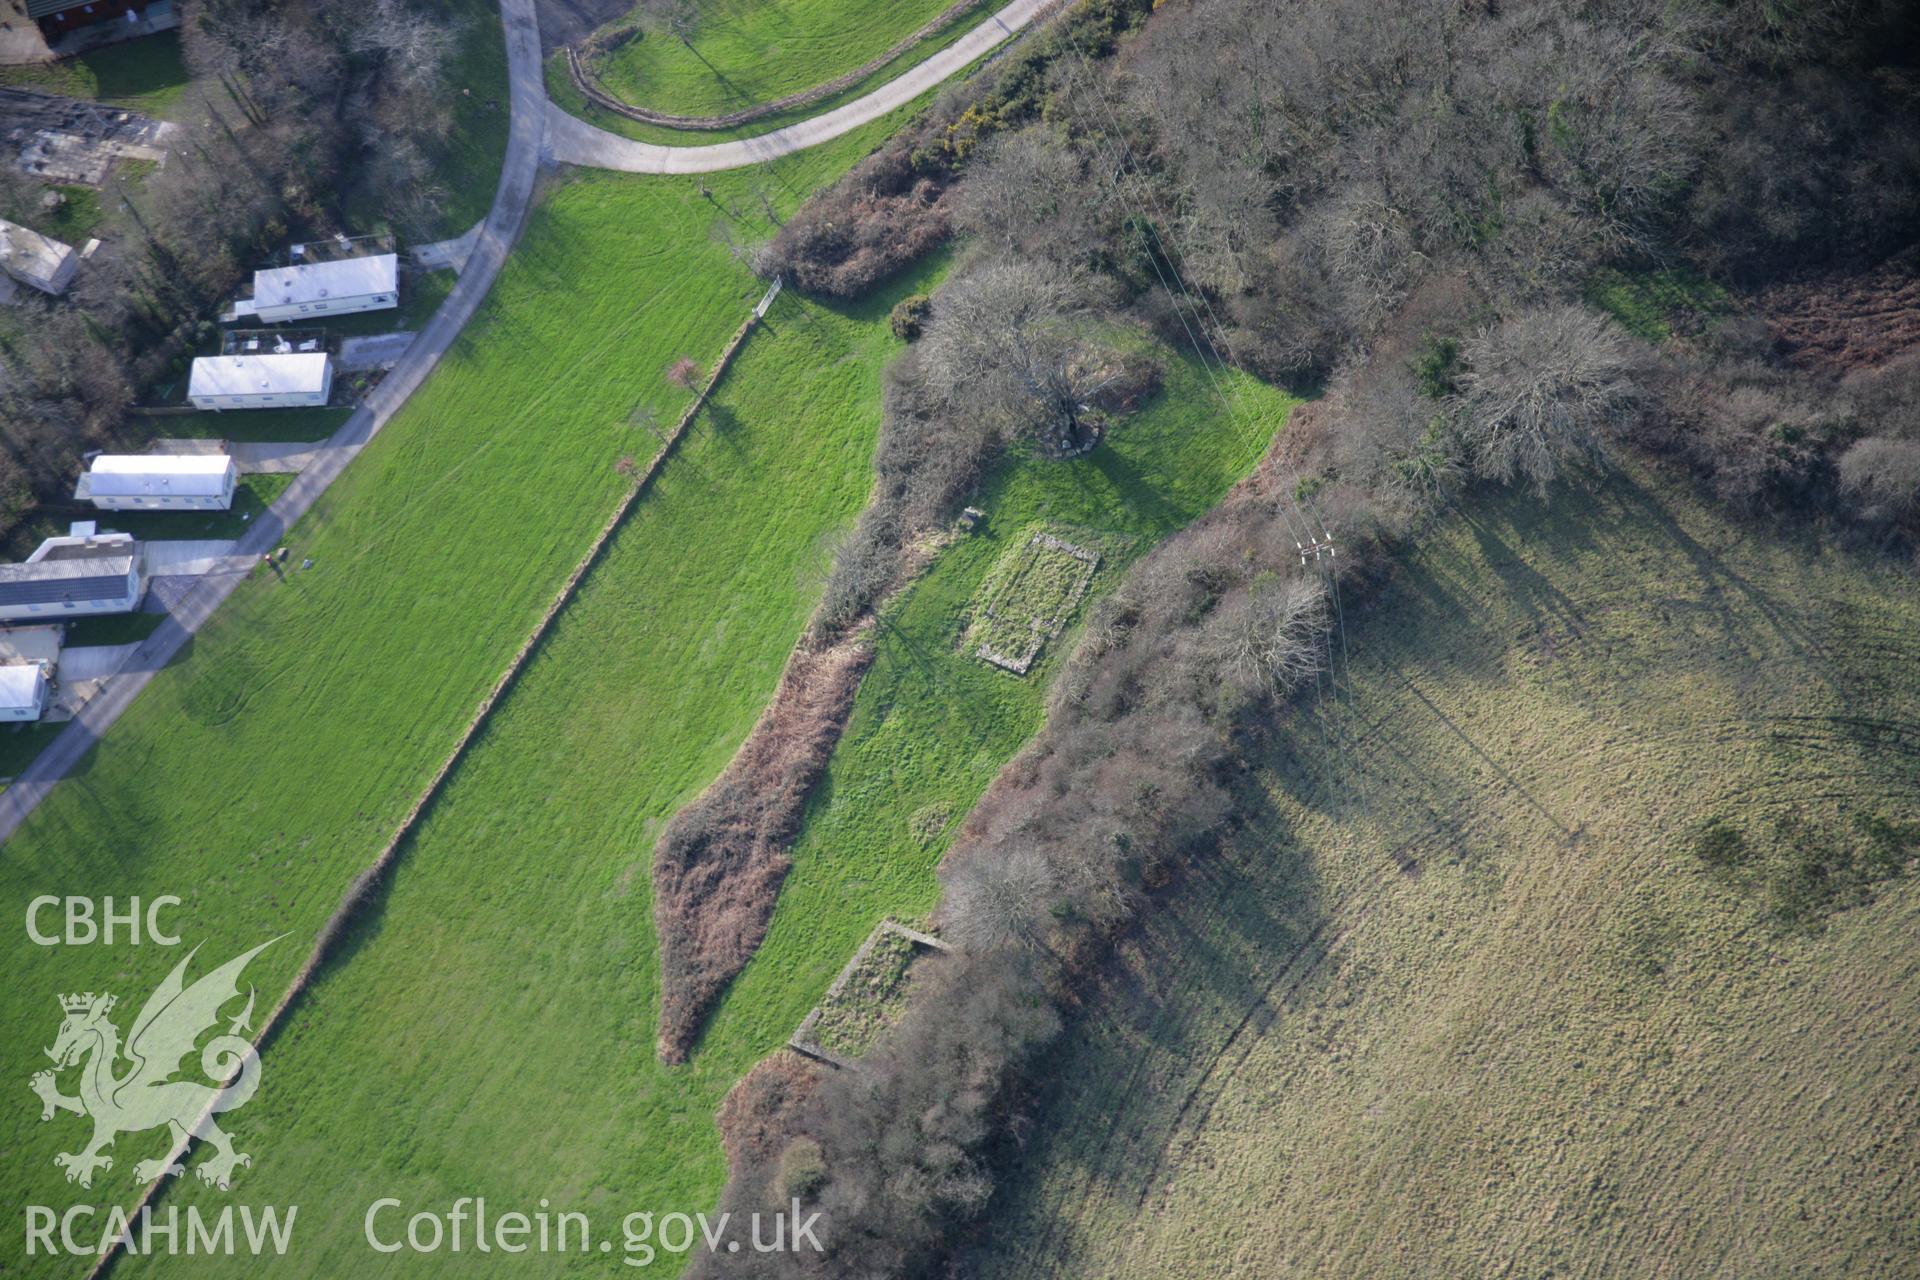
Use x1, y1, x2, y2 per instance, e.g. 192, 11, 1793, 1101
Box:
808, 926, 925, 1059
1585, 267, 1731, 342
0, 119, 907, 1272
969, 530, 1098, 669
976, 465, 1920, 1279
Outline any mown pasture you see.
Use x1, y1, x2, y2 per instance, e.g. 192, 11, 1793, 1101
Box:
0, 117, 907, 1273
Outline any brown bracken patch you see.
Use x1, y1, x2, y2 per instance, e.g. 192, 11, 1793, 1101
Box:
715, 1050, 825, 1173
653, 631, 875, 1063
1756, 253, 1920, 375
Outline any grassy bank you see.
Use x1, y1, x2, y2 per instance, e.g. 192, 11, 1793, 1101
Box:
585, 0, 972, 114
975, 465, 1920, 1279
548, 0, 999, 148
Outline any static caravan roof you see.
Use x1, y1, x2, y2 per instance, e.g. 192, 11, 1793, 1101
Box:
253, 254, 398, 309
0, 540, 135, 608
0, 664, 46, 713
81, 454, 233, 500
188, 352, 331, 399
0, 218, 76, 293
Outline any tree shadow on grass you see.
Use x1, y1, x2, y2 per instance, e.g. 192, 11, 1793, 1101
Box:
1602, 468, 1838, 683
983, 757, 1342, 1252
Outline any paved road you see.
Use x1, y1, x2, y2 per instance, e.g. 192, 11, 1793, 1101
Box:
0, 0, 547, 841
229, 441, 329, 473
545, 0, 1052, 173
411, 219, 485, 272
140, 540, 246, 576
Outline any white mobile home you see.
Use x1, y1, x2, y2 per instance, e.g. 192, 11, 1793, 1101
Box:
0, 663, 51, 722
0, 530, 144, 623
226, 253, 399, 323
75, 453, 238, 511
188, 352, 332, 410
0, 218, 78, 296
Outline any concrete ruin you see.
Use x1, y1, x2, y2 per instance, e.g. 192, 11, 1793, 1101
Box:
0, 85, 173, 186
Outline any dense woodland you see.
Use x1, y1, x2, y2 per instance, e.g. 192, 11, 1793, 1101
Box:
708, 0, 1920, 1274
0, 0, 462, 550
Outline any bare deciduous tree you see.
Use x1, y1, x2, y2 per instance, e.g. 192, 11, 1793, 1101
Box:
666, 355, 703, 389
942, 847, 1059, 955
1219, 573, 1329, 693
919, 259, 1108, 457
951, 127, 1101, 268
1453, 306, 1638, 493
1838, 438, 1920, 520
352, 0, 457, 95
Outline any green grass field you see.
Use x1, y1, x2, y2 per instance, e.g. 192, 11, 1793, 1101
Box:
974, 464, 1920, 1279
550, 0, 998, 146
129, 241, 938, 1280
1587, 267, 1731, 341
692, 354, 1295, 1064
589, 0, 970, 114
0, 30, 192, 116
0, 115, 917, 1274
0, 722, 61, 782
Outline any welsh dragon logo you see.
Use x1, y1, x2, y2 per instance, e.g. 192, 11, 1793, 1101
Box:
30, 939, 278, 1191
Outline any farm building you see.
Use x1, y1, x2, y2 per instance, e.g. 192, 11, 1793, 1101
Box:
188, 352, 332, 410
75, 453, 237, 510
0, 217, 77, 295
0, 663, 50, 721
225, 252, 398, 323
0, 527, 143, 622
